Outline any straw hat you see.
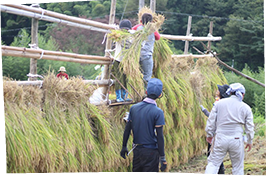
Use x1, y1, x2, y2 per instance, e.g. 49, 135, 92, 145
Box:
58, 66, 66, 72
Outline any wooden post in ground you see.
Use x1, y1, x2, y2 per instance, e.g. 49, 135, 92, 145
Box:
184, 16, 192, 54
207, 21, 213, 50
102, 0, 116, 100
150, 0, 156, 13
139, 0, 145, 10
29, 3, 39, 81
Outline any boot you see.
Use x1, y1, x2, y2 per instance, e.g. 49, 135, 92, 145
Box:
115, 89, 124, 102
122, 89, 132, 102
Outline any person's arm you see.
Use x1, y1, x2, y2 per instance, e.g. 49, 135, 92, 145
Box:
120, 111, 132, 159
205, 105, 217, 143
156, 125, 167, 171
156, 125, 165, 156
66, 74, 69, 80
200, 105, 210, 117
244, 107, 254, 151
154, 31, 161, 40
122, 121, 131, 147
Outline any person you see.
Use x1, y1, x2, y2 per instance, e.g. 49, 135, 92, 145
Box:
132, 13, 161, 86
200, 84, 230, 174
112, 19, 134, 102
205, 83, 254, 175
56, 66, 69, 80
120, 78, 167, 172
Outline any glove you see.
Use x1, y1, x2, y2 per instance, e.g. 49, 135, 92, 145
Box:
200, 105, 205, 111
120, 146, 128, 159
159, 155, 167, 171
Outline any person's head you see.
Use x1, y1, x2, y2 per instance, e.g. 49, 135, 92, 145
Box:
216, 84, 230, 99
119, 19, 132, 30
226, 83, 246, 101
141, 13, 153, 25
146, 78, 163, 100
58, 66, 66, 73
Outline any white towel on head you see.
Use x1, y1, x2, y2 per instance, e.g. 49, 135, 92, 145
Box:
226, 83, 246, 101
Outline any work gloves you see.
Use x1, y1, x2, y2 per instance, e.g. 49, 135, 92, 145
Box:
159, 155, 167, 171
120, 146, 128, 159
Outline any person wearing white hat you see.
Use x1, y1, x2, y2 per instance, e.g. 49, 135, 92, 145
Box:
57, 66, 69, 80
205, 83, 254, 175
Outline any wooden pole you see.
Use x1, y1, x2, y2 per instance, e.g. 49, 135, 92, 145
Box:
207, 21, 213, 50
3, 4, 116, 30
139, 0, 145, 11
2, 46, 111, 61
102, 0, 116, 100
160, 34, 221, 41
5, 79, 115, 87
184, 16, 192, 54
2, 49, 111, 65
0, 5, 110, 33
150, 0, 156, 13
29, 4, 39, 81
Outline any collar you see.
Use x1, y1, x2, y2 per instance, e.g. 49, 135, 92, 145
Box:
143, 97, 157, 106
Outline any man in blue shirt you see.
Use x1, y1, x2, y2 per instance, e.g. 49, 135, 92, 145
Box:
120, 78, 167, 172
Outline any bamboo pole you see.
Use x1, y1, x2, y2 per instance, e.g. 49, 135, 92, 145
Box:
3, 4, 116, 30
207, 21, 213, 50
161, 34, 221, 41
2, 49, 111, 65
2, 46, 112, 61
139, 0, 145, 11
29, 5, 38, 81
172, 54, 213, 59
102, 0, 116, 100
0, 5, 110, 33
212, 52, 265, 88
6, 79, 115, 87
150, 0, 156, 13
184, 16, 192, 54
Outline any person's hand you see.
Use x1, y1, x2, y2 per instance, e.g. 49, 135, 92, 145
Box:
245, 143, 252, 152
200, 105, 205, 111
120, 146, 128, 159
159, 156, 167, 171
206, 137, 213, 144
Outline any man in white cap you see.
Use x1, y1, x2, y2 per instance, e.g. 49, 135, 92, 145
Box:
205, 83, 254, 175
120, 78, 167, 172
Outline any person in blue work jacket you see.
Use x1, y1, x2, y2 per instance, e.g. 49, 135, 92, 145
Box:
120, 78, 167, 172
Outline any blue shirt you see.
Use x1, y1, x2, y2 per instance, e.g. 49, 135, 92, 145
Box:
137, 25, 155, 56
128, 100, 165, 149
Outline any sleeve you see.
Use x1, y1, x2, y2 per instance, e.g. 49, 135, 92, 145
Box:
205, 105, 217, 137
202, 108, 210, 117
66, 74, 69, 79
155, 109, 165, 126
154, 31, 161, 40
245, 107, 255, 144
156, 126, 165, 156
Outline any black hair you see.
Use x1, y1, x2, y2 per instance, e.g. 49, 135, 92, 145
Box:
141, 13, 153, 25
147, 94, 158, 100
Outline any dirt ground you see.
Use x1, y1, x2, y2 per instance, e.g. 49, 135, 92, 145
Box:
170, 136, 266, 175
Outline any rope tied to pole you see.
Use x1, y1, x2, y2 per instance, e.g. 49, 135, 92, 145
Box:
28, 43, 44, 59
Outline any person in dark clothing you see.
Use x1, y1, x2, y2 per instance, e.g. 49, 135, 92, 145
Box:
120, 78, 167, 172
200, 84, 229, 174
